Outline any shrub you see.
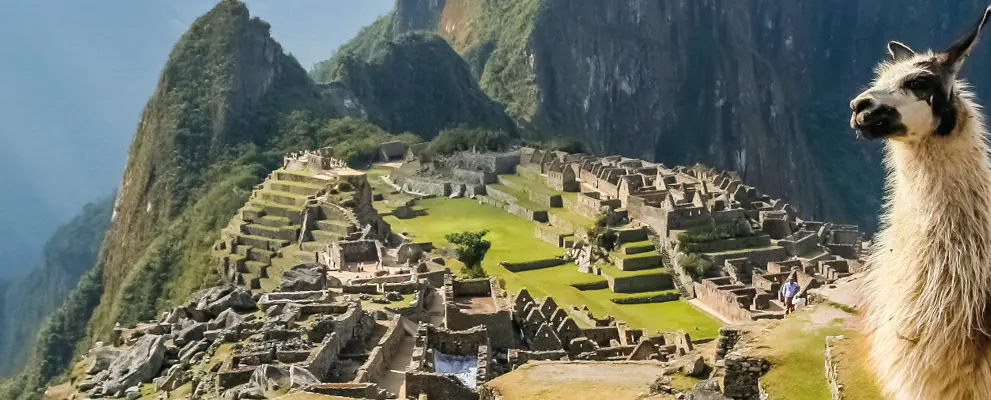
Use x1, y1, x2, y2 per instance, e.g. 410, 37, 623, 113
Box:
679, 253, 714, 280
445, 230, 492, 278
423, 125, 511, 159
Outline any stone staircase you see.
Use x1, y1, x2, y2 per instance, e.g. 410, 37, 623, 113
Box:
215, 168, 361, 291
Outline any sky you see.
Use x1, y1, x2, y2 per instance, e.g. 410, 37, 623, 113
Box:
0, 0, 393, 277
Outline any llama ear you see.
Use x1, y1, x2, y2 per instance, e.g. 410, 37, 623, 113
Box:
942, 5, 991, 74
887, 41, 916, 61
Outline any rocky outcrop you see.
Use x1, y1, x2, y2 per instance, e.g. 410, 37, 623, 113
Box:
100, 335, 167, 395
279, 264, 328, 292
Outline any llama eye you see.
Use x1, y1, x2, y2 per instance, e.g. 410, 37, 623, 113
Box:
905, 78, 929, 92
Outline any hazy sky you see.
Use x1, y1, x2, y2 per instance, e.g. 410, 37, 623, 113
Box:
0, 1, 393, 277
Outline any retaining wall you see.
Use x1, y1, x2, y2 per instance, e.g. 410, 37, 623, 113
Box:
353, 315, 407, 384
501, 258, 566, 272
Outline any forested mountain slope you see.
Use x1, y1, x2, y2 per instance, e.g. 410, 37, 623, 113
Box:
313, 0, 991, 231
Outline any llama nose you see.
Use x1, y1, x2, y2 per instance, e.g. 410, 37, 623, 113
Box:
851, 97, 876, 113
856, 103, 898, 127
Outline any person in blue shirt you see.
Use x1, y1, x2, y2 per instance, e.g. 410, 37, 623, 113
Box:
780, 277, 801, 315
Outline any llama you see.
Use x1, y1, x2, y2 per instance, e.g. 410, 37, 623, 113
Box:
850, 6, 991, 400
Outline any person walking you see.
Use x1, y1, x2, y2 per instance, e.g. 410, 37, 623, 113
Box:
780, 277, 801, 315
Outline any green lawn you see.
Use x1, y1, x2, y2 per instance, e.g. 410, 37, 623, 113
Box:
487, 183, 547, 210
754, 306, 883, 399
599, 262, 666, 278
499, 173, 555, 194
382, 197, 720, 338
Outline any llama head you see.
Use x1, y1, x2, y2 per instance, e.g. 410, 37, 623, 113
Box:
850, 6, 991, 142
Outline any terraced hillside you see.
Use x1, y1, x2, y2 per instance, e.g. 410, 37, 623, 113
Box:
214, 166, 377, 292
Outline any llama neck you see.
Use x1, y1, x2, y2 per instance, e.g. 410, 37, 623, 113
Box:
879, 111, 991, 337
886, 123, 991, 235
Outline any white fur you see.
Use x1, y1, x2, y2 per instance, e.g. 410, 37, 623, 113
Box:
860, 54, 991, 399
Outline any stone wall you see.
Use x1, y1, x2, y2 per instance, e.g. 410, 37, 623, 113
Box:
715, 327, 742, 360
506, 203, 549, 223
693, 281, 754, 323
824, 335, 844, 400
686, 235, 772, 253
706, 246, 788, 268
305, 303, 363, 379
502, 258, 566, 272
535, 225, 572, 247
605, 272, 674, 293
506, 350, 568, 370
581, 326, 621, 347
353, 315, 407, 384
453, 168, 497, 185
452, 278, 491, 297
516, 164, 543, 180
548, 213, 585, 233
304, 383, 381, 398
483, 185, 518, 203
779, 231, 819, 256
528, 191, 563, 208
722, 353, 770, 400
404, 178, 452, 196
404, 372, 480, 400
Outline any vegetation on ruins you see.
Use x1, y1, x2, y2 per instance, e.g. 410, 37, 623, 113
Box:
678, 253, 715, 280
676, 218, 756, 253
445, 230, 493, 278
422, 125, 513, 160
587, 216, 618, 252
521, 137, 587, 154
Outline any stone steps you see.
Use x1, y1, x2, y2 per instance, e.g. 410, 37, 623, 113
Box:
242, 206, 266, 222
259, 189, 309, 207
614, 227, 649, 243
242, 223, 298, 242
291, 249, 318, 263
621, 240, 656, 255
253, 201, 305, 224
310, 230, 343, 243
270, 181, 326, 196
614, 251, 663, 271
315, 219, 356, 236
235, 244, 253, 257
300, 241, 325, 252
236, 234, 290, 252
245, 261, 269, 275
256, 215, 292, 228
274, 170, 332, 186
247, 247, 276, 264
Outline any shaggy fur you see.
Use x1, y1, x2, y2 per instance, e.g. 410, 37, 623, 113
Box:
864, 84, 991, 399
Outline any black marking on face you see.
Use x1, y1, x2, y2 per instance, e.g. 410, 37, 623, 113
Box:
912, 60, 958, 136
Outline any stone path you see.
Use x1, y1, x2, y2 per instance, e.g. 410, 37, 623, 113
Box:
377, 334, 416, 397
374, 287, 446, 398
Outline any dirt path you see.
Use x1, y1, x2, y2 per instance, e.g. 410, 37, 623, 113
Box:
374, 288, 445, 397
377, 334, 416, 397
428, 287, 445, 327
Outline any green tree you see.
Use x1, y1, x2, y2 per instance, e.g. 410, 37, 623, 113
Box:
445, 230, 492, 278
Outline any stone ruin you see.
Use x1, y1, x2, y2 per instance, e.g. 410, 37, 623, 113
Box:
512, 147, 867, 322
396, 150, 521, 199
213, 148, 392, 292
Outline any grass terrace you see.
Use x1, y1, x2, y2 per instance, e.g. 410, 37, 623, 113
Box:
754, 305, 882, 399
384, 197, 719, 338
599, 262, 666, 278
487, 183, 547, 211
